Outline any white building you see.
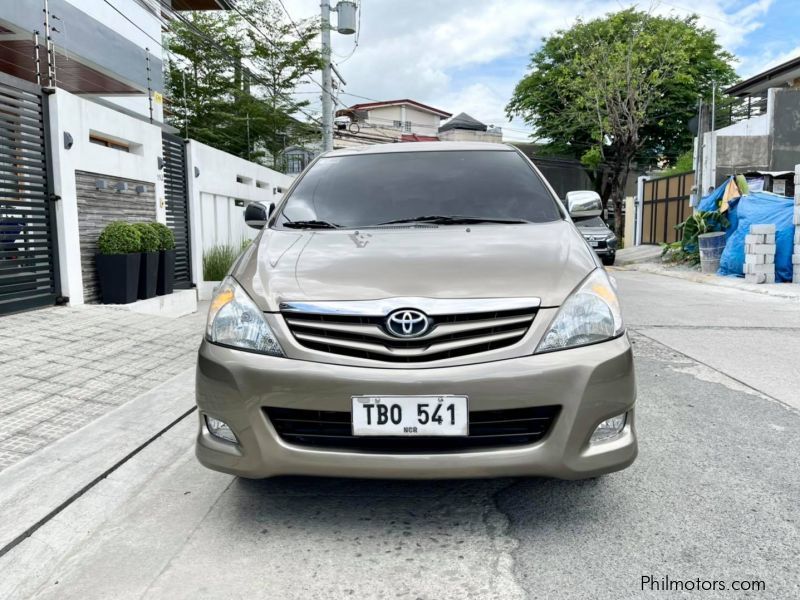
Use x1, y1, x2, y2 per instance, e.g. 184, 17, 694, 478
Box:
696, 55, 800, 194
0, 0, 292, 315
334, 99, 452, 147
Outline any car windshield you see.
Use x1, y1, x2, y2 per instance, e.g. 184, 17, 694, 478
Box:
276, 150, 562, 229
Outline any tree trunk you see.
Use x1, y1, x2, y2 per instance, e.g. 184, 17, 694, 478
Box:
587, 168, 613, 212
609, 155, 633, 238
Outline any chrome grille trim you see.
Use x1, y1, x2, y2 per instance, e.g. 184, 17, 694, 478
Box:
281, 298, 539, 363
279, 297, 541, 317
284, 313, 534, 342
293, 328, 528, 358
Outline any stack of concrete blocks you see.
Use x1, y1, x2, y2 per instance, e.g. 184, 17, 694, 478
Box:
794, 164, 800, 283
744, 224, 776, 284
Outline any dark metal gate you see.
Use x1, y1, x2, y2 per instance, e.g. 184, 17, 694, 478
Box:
0, 72, 59, 315
641, 171, 694, 245
162, 132, 192, 288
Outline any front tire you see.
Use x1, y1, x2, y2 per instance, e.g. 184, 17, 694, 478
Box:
601, 254, 616, 266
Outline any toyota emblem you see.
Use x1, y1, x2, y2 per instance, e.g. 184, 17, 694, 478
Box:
385, 309, 431, 338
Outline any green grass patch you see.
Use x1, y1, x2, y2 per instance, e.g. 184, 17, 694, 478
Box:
203, 244, 239, 281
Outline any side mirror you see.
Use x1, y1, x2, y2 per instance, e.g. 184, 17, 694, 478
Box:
566, 190, 602, 218
268, 202, 276, 217
244, 202, 269, 229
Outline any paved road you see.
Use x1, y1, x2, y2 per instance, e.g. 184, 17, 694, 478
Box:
3, 271, 799, 599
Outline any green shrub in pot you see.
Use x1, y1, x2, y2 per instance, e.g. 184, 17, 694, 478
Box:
98, 221, 141, 255
96, 222, 142, 304
151, 222, 176, 295
132, 222, 160, 300
151, 222, 175, 250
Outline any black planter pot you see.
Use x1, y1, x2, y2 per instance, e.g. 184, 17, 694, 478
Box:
157, 249, 176, 296
138, 252, 159, 300
96, 253, 141, 304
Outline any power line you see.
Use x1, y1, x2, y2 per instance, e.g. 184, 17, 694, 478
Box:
103, 0, 164, 51
156, 0, 323, 127
228, 0, 331, 102
654, 0, 736, 26
339, 90, 380, 102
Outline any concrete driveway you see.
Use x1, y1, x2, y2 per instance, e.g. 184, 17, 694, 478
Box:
2, 271, 798, 599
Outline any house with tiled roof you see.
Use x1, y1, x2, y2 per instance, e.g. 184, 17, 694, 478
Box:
334, 99, 451, 147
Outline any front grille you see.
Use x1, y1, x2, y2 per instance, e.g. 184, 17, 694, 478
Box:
282, 305, 538, 363
583, 236, 608, 249
265, 405, 560, 452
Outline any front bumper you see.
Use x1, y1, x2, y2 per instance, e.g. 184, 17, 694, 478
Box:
195, 335, 637, 480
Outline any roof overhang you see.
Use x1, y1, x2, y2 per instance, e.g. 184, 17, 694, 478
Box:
725, 55, 800, 97
0, 39, 140, 94
348, 99, 452, 119
0, 2, 162, 94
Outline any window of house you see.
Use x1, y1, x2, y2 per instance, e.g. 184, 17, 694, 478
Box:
89, 134, 130, 152
287, 155, 305, 174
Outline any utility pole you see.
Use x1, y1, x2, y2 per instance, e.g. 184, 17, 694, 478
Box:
693, 98, 704, 208
181, 69, 189, 139
320, 0, 333, 152
320, 1, 357, 152
710, 81, 717, 191
246, 112, 251, 160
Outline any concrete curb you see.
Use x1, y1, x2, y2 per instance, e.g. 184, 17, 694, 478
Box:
616, 263, 800, 301
0, 366, 196, 556
615, 246, 664, 266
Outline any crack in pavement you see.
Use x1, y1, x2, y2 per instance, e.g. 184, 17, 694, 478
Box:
629, 329, 800, 416
484, 479, 528, 600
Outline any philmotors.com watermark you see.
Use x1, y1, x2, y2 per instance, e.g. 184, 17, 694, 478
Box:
641, 575, 766, 593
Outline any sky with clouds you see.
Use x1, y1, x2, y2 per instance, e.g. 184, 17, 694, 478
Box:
286, 0, 800, 142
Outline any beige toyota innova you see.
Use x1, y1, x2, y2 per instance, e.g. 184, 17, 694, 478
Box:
196, 142, 637, 479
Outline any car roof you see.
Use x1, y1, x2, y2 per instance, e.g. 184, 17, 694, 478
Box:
324, 141, 514, 157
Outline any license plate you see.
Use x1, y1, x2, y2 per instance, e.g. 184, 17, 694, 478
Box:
589, 241, 599, 247
351, 396, 468, 436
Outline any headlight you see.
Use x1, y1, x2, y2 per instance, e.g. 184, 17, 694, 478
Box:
535, 268, 623, 353
206, 276, 284, 356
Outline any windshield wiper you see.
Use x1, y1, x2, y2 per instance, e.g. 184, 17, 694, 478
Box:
283, 220, 340, 230
374, 215, 529, 226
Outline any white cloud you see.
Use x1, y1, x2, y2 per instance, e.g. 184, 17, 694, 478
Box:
736, 44, 800, 80
286, 0, 776, 141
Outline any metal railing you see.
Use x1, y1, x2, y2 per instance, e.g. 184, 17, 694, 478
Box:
714, 94, 768, 130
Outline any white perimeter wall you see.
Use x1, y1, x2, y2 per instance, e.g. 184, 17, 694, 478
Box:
186, 140, 295, 285
48, 88, 165, 306
47, 89, 295, 302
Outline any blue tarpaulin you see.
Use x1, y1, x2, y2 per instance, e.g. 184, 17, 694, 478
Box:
697, 180, 728, 212
718, 192, 796, 282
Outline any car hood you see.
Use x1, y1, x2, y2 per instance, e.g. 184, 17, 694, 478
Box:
234, 221, 598, 311
576, 225, 613, 237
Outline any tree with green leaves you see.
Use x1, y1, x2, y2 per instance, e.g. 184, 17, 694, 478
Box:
507, 9, 737, 235
164, 0, 322, 168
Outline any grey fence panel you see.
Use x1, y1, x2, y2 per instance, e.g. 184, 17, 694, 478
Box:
162, 133, 192, 288
0, 72, 59, 315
